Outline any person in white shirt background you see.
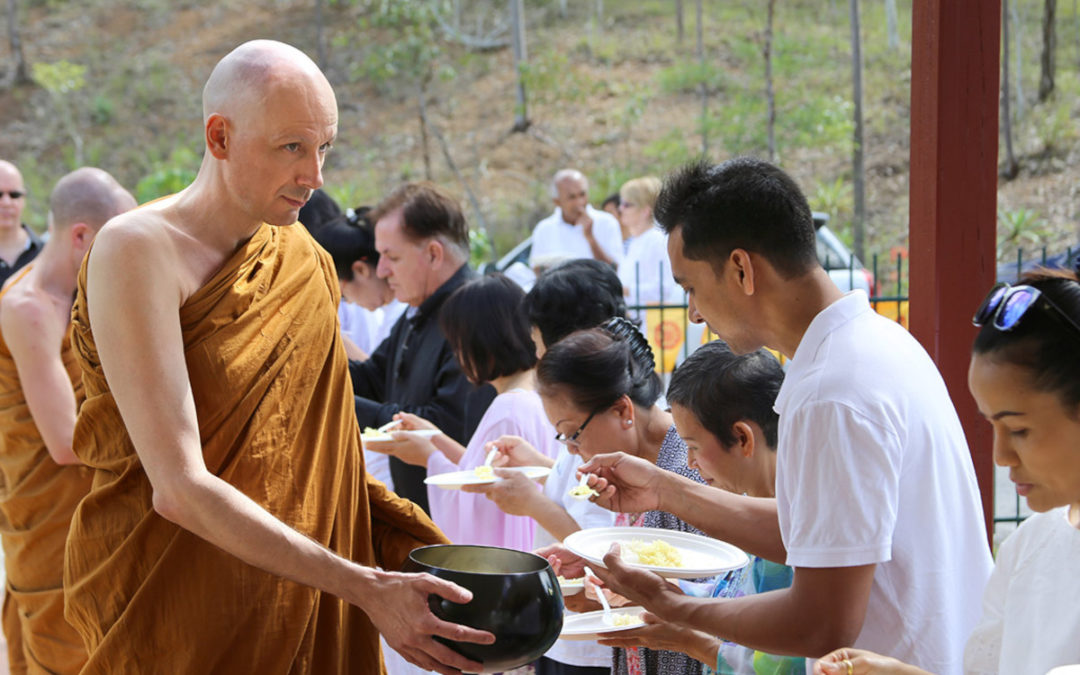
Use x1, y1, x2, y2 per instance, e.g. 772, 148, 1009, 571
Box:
529, 169, 623, 272
816, 266, 1080, 675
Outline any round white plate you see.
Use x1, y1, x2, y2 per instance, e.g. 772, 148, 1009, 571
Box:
563, 526, 748, 579
423, 465, 552, 490
559, 606, 647, 641
558, 576, 585, 595
361, 429, 440, 445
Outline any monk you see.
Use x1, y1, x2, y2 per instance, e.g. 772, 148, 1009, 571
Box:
0, 167, 134, 674
64, 40, 493, 674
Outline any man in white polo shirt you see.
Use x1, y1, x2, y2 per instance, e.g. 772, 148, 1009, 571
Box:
528, 169, 623, 272
563, 158, 992, 675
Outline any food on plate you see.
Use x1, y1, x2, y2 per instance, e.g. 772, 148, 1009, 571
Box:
621, 539, 683, 568
568, 485, 599, 499
360, 427, 393, 441
473, 465, 495, 479
557, 575, 583, 585
609, 612, 644, 628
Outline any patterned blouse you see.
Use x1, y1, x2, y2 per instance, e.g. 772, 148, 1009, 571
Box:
612, 425, 707, 675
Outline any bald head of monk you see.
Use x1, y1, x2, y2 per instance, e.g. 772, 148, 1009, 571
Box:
48, 167, 135, 275
200, 40, 338, 229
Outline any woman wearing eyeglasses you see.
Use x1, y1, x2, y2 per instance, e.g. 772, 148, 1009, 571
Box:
815, 267, 1080, 675
535, 317, 708, 675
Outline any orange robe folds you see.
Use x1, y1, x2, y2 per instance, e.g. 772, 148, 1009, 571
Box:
0, 267, 93, 674
65, 224, 448, 673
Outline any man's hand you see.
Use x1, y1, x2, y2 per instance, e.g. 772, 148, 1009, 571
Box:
363, 569, 495, 675
598, 612, 721, 666
534, 543, 588, 580
485, 435, 554, 469
462, 468, 541, 516
576, 211, 595, 241
578, 452, 664, 514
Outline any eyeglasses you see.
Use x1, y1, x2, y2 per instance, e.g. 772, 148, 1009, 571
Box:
972, 282, 1080, 343
554, 407, 601, 446
0, 191, 24, 199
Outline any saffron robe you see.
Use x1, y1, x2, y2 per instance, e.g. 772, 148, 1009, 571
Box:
65, 224, 448, 673
0, 266, 92, 674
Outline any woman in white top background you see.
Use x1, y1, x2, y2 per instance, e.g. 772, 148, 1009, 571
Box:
816, 267, 1080, 675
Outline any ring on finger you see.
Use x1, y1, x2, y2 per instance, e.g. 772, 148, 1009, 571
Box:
842, 658, 853, 675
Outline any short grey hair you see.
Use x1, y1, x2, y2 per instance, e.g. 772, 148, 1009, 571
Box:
549, 169, 587, 199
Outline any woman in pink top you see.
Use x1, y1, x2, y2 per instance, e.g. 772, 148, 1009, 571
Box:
378, 274, 560, 551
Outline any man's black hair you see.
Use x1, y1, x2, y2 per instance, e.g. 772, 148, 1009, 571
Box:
655, 158, 818, 279
298, 188, 342, 236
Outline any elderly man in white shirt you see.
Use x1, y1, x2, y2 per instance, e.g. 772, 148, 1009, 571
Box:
529, 169, 623, 271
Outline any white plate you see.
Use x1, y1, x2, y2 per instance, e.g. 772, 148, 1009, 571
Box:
423, 465, 552, 490
563, 526, 748, 579
559, 606, 647, 641
361, 429, 440, 445
558, 576, 585, 595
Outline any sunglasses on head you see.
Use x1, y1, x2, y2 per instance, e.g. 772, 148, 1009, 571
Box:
1, 191, 24, 199
972, 282, 1080, 343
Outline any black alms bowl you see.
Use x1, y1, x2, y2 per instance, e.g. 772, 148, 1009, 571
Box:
402, 544, 564, 673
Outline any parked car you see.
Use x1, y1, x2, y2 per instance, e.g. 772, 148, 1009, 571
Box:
483, 212, 874, 293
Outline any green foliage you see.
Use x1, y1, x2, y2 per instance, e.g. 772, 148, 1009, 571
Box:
468, 227, 493, 267
811, 177, 854, 226
520, 50, 589, 105
997, 207, 1049, 257
656, 61, 725, 96
135, 147, 199, 204
353, 0, 453, 94
90, 94, 114, 125
643, 128, 692, 169
32, 60, 86, 94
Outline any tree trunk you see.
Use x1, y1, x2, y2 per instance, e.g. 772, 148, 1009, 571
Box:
559, 0, 567, 19
764, 0, 777, 162
418, 80, 433, 181
1012, 0, 1024, 119
849, 0, 866, 261
1038, 0, 1056, 101
1001, 0, 1020, 179
510, 0, 530, 132
885, 0, 899, 49
6, 0, 29, 86
676, 0, 685, 42
315, 0, 326, 70
697, 0, 707, 156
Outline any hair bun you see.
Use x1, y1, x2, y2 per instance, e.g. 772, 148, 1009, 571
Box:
601, 317, 656, 378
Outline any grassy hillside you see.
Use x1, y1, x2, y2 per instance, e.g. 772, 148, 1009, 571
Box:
1, 0, 1077, 264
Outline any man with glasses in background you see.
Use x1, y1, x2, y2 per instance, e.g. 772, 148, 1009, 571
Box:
0, 161, 42, 287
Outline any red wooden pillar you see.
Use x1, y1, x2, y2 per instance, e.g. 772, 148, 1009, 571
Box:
909, 1, 1000, 541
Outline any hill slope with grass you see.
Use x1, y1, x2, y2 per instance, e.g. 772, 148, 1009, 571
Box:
0, 0, 1076, 264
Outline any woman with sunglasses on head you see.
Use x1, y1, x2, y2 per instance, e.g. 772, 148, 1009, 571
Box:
535, 317, 708, 675
816, 266, 1080, 675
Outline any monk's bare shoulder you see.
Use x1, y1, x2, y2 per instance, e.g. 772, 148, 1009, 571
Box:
0, 279, 64, 348
88, 202, 185, 305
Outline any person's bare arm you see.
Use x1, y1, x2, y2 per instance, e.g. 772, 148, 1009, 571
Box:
463, 468, 582, 541
592, 548, 877, 658
582, 452, 786, 562
86, 223, 492, 675
1, 295, 80, 465
341, 334, 368, 361
578, 213, 616, 265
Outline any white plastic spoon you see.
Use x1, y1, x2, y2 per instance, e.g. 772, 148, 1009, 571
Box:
583, 565, 613, 626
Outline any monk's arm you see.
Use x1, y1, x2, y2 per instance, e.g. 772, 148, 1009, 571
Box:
1, 295, 80, 464
84, 225, 491, 673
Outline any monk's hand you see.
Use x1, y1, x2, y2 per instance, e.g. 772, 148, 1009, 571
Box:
462, 468, 541, 516
367, 570, 494, 675
594, 543, 685, 623
578, 452, 663, 514
392, 412, 440, 432
484, 435, 552, 469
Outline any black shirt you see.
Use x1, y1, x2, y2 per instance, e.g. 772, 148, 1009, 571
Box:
0, 225, 43, 288
350, 264, 491, 513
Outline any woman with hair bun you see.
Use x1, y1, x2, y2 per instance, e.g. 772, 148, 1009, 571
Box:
816, 265, 1080, 675
535, 317, 708, 675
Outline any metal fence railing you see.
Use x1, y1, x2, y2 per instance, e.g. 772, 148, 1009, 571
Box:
624, 245, 1079, 544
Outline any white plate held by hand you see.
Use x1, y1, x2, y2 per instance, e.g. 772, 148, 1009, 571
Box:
559, 607, 648, 641
423, 466, 552, 490
563, 526, 749, 580
361, 429, 440, 446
